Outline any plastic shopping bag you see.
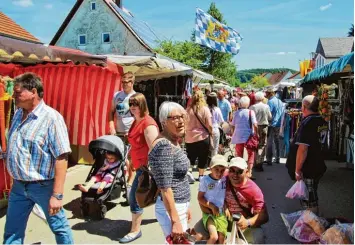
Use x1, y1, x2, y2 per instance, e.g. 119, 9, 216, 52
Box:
32, 204, 47, 224
281, 210, 329, 243
285, 180, 309, 200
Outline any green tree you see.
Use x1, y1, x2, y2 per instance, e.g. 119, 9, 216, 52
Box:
240, 82, 251, 89
348, 24, 354, 37
155, 40, 205, 69
251, 76, 270, 89
155, 3, 238, 85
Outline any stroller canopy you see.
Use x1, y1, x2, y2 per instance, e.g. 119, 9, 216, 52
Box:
88, 135, 125, 159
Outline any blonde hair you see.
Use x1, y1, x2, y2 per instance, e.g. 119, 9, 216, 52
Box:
190, 90, 207, 111
129, 93, 148, 117
122, 71, 135, 83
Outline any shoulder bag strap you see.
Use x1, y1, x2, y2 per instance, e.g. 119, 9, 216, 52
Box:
193, 108, 210, 135
228, 179, 253, 218
248, 109, 254, 134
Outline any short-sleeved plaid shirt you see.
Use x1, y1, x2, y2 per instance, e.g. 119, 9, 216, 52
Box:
7, 100, 71, 181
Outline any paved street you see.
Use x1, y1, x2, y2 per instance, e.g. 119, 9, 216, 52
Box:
0, 158, 353, 244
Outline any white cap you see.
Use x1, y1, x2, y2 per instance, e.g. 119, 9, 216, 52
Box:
229, 157, 248, 170
210, 154, 228, 169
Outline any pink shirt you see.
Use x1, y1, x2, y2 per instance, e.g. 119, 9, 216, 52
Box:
185, 106, 212, 143
225, 178, 265, 217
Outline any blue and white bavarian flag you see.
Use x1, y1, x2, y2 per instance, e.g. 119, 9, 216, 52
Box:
195, 8, 243, 55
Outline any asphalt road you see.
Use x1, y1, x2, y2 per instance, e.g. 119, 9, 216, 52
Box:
0, 158, 353, 244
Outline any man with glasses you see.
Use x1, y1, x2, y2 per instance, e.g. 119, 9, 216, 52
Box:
109, 71, 136, 185
193, 157, 269, 244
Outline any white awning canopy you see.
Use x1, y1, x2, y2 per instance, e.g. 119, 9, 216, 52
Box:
106, 54, 214, 82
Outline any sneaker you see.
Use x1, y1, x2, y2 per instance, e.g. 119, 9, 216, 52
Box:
272, 159, 280, 164
186, 172, 195, 184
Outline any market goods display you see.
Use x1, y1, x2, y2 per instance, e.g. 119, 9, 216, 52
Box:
320, 224, 353, 244
318, 84, 336, 122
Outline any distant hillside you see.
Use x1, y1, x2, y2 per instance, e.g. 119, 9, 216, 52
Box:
237, 68, 298, 83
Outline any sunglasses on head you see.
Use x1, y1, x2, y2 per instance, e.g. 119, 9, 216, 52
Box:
229, 168, 244, 175
129, 101, 139, 107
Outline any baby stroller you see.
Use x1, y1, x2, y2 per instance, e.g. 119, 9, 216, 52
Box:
80, 135, 129, 219
219, 122, 234, 161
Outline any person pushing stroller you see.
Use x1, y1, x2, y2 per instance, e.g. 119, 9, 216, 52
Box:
78, 152, 120, 194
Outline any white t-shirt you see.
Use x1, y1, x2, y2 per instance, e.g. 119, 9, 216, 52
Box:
210, 107, 224, 128
113, 90, 136, 133
199, 175, 227, 211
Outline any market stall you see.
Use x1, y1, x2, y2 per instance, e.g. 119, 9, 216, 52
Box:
106, 54, 214, 119
0, 37, 124, 204
299, 52, 354, 163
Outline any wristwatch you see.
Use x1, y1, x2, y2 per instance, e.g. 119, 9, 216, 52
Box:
52, 193, 64, 200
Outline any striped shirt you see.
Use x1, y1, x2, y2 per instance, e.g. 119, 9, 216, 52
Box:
7, 100, 71, 181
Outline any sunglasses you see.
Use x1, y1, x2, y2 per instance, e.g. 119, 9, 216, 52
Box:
229, 168, 244, 175
129, 101, 139, 107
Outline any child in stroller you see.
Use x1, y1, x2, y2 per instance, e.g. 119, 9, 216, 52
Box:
78, 152, 120, 194
80, 135, 129, 219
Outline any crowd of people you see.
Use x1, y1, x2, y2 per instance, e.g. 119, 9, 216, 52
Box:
2, 72, 328, 244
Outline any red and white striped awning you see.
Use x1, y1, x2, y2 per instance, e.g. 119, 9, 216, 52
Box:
9, 62, 122, 146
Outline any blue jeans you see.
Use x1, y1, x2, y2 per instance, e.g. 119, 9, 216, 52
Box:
3, 180, 73, 244
129, 169, 143, 214
266, 126, 281, 162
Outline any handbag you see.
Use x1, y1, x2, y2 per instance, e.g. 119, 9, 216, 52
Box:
135, 165, 160, 208
245, 110, 259, 150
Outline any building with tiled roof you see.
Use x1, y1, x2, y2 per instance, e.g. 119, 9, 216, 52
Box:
268, 71, 293, 85
314, 37, 354, 69
50, 0, 160, 55
0, 12, 42, 44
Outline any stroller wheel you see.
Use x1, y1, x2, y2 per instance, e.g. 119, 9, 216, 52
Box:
81, 202, 90, 217
99, 205, 107, 219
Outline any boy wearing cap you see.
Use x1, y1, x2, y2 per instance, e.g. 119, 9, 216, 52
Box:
197, 155, 228, 244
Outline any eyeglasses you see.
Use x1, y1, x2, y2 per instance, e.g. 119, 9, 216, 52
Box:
167, 115, 186, 121
129, 102, 139, 107
229, 168, 244, 175
122, 81, 132, 84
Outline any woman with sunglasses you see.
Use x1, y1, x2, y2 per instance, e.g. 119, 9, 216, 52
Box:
118, 93, 159, 244
149, 102, 191, 242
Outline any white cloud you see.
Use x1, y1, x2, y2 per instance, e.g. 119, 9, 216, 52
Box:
45, 4, 53, 9
12, 0, 33, 7
320, 3, 332, 11
267, 52, 297, 55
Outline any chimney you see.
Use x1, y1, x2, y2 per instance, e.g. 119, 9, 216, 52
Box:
114, 0, 122, 8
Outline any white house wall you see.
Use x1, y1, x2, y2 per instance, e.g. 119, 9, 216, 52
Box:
55, 0, 149, 55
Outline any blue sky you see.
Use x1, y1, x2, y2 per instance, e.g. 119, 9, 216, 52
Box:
1, 0, 353, 70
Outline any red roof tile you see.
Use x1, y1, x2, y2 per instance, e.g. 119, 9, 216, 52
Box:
268, 72, 288, 85
0, 12, 41, 44
287, 72, 300, 79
